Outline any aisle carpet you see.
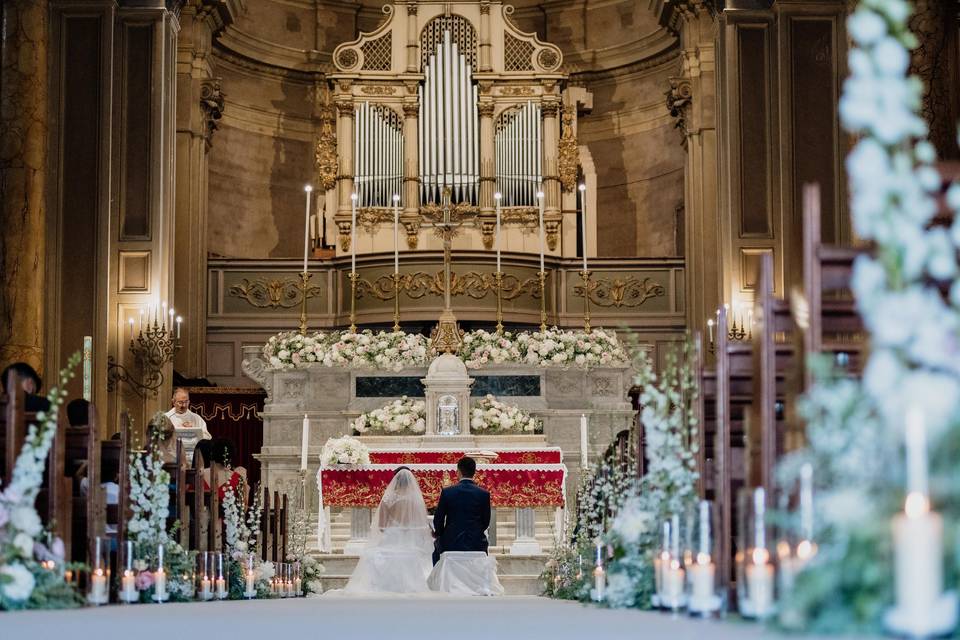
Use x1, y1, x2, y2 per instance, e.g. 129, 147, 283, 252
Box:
0, 596, 860, 640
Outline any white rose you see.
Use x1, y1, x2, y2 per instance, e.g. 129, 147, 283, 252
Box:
11, 507, 42, 537
0, 563, 36, 602
13, 532, 34, 558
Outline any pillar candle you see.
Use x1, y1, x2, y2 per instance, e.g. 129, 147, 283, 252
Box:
688, 555, 716, 604
538, 189, 545, 273
351, 193, 358, 275
216, 577, 227, 600
120, 570, 137, 603
495, 192, 502, 272
393, 194, 400, 275
154, 569, 168, 602
578, 183, 587, 272
200, 575, 212, 601
245, 571, 256, 598
300, 414, 310, 471
90, 569, 108, 604
580, 414, 589, 467
303, 185, 313, 273
662, 560, 685, 605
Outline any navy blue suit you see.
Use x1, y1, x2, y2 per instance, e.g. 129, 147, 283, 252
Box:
432, 478, 491, 565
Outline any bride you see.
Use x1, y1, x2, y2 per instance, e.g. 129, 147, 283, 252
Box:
340, 467, 435, 594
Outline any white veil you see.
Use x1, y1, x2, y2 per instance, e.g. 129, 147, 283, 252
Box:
340, 468, 435, 594
368, 468, 434, 552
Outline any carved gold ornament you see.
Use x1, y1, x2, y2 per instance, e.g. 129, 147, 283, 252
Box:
228, 278, 322, 309
499, 86, 536, 97
355, 271, 541, 302
557, 105, 579, 192
315, 103, 338, 191
359, 85, 397, 95
574, 276, 666, 308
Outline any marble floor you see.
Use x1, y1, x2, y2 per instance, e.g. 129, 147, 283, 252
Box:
0, 595, 857, 640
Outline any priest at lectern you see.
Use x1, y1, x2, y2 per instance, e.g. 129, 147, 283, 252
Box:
164, 387, 212, 460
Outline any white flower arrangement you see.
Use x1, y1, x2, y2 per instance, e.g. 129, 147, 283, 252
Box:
261, 328, 629, 372
320, 436, 371, 467
263, 330, 430, 372
0, 353, 84, 610
352, 397, 426, 434
469, 395, 541, 433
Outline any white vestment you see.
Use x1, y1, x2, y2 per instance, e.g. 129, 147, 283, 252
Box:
164, 408, 211, 459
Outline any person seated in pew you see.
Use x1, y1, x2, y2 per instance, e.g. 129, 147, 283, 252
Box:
147, 411, 178, 464
66, 398, 89, 427
79, 455, 121, 537
194, 438, 248, 504
1, 362, 51, 412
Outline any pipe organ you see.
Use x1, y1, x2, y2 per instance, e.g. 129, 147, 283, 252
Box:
325, 1, 590, 258
418, 30, 480, 205
355, 102, 404, 208
495, 102, 542, 207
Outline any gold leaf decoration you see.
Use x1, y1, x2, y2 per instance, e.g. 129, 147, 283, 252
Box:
228, 278, 322, 309
574, 276, 665, 308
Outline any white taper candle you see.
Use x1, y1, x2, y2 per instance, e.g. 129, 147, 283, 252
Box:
494, 192, 502, 273
303, 185, 313, 273
300, 414, 310, 471
579, 183, 587, 272
537, 189, 545, 273
351, 193, 358, 275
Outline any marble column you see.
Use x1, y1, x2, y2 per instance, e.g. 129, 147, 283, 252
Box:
335, 98, 356, 251
344, 507, 372, 555
478, 101, 495, 214
402, 101, 420, 223
0, 0, 48, 372
510, 507, 541, 555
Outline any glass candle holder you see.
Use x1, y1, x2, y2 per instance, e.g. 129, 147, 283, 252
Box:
737, 487, 774, 619
660, 513, 687, 612
686, 500, 722, 616
152, 543, 169, 603
181, 561, 196, 600
215, 552, 228, 600
292, 560, 302, 597
119, 540, 140, 604
244, 553, 257, 599
87, 536, 110, 605
199, 552, 214, 601
652, 519, 670, 608
591, 538, 606, 602
276, 562, 287, 598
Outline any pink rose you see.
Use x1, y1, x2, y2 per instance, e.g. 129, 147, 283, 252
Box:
136, 571, 155, 590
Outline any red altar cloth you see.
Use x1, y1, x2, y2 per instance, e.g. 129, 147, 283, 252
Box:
367, 448, 562, 465
320, 464, 566, 509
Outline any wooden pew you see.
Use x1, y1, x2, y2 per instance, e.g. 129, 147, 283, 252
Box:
260, 487, 272, 561
188, 449, 207, 552
65, 402, 105, 562
162, 440, 190, 547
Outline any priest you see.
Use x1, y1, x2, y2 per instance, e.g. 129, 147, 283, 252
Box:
164, 387, 212, 460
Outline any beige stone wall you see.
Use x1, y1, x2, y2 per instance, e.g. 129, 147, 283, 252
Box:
206, 0, 684, 259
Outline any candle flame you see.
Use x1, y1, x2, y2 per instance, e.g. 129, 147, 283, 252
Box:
696, 552, 711, 565
796, 539, 816, 561
751, 547, 769, 565
670, 559, 681, 571
905, 491, 929, 518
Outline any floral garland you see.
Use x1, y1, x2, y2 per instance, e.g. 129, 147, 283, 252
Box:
222, 481, 275, 599
263, 330, 430, 371
285, 497, 325, 596
320, 436, 371, 467
775, 0, 960, 632
352, 397, 426, 435
470, 395, 541, 433
262, 328, 629, 372
0, 353, 84, 610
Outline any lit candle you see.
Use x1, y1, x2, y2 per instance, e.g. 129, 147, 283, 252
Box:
592, 539, 605, 602
580, 414, 589, 468
154, 569, 168, 602
121, 570, 137, 603
201, 575, 213, 601
662, 558, 685, 607
216, 576, 227, 600
138, 310, 144, 333
745, 547, 774, 616
168, 308, 175, 328
494, 192, 502, 272
300, 414, 310, 471
578, 183, 587, 272
537, 189, 545, 273
245, 570, 256, 598
128, 317, 134, 340
707, 319, 714, 345
891, 407, 945, 623
303, 185, 313, 273
350, 192, 358, 276
161, 301, 167, 322
393, 193, 400, 275
688, 553, 716, 605
294, 577, 302, 596
90, 569, 108, 605
176, 316, 182, 339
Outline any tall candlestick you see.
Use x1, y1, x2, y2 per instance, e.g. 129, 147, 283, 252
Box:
580, 414, 589, 468
300, 414, 310, 471
494, 192, 502, 273
350, 193, 358, 276
537, 189, 545, 273
303, 185, 313, 273
393, 193, 400, 275
579, 183, 587, 272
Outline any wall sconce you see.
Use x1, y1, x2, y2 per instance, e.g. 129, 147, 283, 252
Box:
107, 304, 182, 398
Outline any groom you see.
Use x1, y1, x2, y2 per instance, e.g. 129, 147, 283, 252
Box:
432, 456, 491, 565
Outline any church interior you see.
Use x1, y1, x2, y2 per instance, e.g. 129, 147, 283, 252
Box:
2, 0, 960, 637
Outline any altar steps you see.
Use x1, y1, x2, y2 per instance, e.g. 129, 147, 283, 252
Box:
312, 553, 548, 596
307, 509, 556, 596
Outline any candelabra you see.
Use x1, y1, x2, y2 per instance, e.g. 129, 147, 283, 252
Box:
107, 317, 182, 398
348, 272, 359, 333
728, 315, 750, 342
298, 271, 312, 335
392, 272, 402, 332
579, 270, 593, 333
538, 270, 548, 333
494, 271, 504, 333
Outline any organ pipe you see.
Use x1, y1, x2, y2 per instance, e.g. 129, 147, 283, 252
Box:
353, 101, 404, 208
495, 101, 542, 207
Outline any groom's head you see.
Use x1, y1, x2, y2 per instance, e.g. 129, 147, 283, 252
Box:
457, 456, 477, 480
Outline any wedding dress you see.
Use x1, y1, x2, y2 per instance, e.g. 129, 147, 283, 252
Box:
338, 468, 436, 595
